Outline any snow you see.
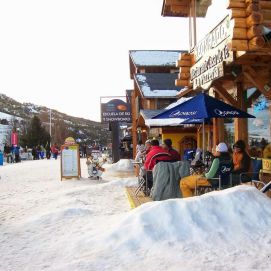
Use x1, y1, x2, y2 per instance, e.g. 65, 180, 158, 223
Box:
130, 50, 180, 67
25, 104, 39, 114
1, 159, 271, 270
136, 74, 179, 98
0, 111, 22, 121
145, 97, 192, 126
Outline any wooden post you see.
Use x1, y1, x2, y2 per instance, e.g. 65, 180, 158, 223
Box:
131, 90, 138, 159
111, 122, 120, 163
218, 119, 225, 143
234, 83, 248, 145
213, 118, 219, 151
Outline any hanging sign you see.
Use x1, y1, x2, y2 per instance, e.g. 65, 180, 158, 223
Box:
61, 137, 81, 180
101, 98, 131, 123
11, 132, 18, 146
191, 40, 233, 90
191, 15, 234, 90
194, 16, 231, 62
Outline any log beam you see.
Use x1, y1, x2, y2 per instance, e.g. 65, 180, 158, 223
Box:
227, 0, 246, 9
260, 1, 271, 9
212, 81, 239, 107
247, 89, 262, 107
243, 66, 271, 98
234, 82, 248, 145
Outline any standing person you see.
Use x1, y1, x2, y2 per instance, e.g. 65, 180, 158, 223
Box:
83, 144, 87, 158
14, 145, 20, 163
40, 145, 45, 159
162, 138, 180, 161
4, 143, 11, 163
51, 143, 59, 160
134, 140, 146, 177
232, 139, 251, 183
32, 146, 37, 160
46, 144, 51, 159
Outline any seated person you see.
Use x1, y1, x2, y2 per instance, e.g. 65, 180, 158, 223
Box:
183, 143, 196, 162
232, 140, 251, 183
180, 142, 233, 198
162, 138, 180, 161
143, 139, 173, 191
249, 147, 263, 181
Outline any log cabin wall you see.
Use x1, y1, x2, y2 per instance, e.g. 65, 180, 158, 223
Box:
167, 0, 271, 151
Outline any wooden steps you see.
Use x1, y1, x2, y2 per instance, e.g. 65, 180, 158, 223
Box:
125, 186, 153, 209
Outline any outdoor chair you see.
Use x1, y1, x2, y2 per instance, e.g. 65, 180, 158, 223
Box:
236, 157, 263, 187
195, 174, 232, 196
195, 164, 233, 196
134, 152, 174, 196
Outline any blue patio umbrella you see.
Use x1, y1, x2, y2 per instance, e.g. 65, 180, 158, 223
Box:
153, 93, 255, 120
153, 93, 255, 158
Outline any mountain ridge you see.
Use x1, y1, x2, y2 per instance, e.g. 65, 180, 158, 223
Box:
0, 93, 110, 145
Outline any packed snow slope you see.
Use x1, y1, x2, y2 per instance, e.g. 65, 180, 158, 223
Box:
1, 159, 271, 271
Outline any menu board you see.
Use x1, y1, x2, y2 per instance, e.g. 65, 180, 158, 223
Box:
61, 144, 81, 180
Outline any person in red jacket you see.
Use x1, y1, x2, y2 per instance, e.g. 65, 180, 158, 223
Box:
144, 139, 172, 171
142, 139, 173, 193
51, 143, 59, 160
162, 138, 180, 161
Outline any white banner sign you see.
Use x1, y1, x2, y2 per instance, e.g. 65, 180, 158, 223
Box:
191, 40, 233, 90
194, 16, 231, 62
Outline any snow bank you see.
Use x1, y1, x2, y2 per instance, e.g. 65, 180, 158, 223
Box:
103, 159, 135, 178
103, 186, 271, 248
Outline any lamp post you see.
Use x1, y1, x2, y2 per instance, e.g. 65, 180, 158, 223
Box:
49, 109, 52, 147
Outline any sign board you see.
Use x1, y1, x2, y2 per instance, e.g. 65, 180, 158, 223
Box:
101, 98, 131, 123
190, 16, 233, 90
191, 40, 233, 90
262, 159, 271, 172
60, 139, 81, 180
193, 16, 231, 62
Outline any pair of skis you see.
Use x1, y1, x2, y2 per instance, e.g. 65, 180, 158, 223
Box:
260, 181, 271, 193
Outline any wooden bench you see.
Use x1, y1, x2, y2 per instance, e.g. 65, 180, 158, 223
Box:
125, 186, 153, 208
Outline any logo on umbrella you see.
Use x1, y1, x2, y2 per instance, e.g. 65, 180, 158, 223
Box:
214, 109, 240, 117
169, 110, 197, 117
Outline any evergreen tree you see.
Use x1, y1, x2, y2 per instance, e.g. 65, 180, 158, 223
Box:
52, 118, 69, 145
21, 116, 50, 147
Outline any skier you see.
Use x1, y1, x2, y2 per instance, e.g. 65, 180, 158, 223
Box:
86, 154, 106, 180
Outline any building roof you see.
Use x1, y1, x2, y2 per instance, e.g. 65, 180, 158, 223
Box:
139, 97, 192, 127
134, 73, 183, 98
140, 109, 183, 127
161, 0, 211, 18
129, 50, 184, 67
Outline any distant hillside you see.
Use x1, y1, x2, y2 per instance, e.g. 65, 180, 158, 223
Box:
0, 93, 110, 145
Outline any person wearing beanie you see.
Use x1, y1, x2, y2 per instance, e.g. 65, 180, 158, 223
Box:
232, 139, 251, 183
162, 138, 180, 161
180, 142, 233, 198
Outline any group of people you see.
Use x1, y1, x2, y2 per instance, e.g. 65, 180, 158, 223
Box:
3, 143, 21, 163
135, 138, 181, 191
180, 140, 251, 197
3, 143, 60, 162
135, 138, 254, 198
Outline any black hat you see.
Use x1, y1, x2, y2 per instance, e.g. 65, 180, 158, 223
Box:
163, 138, 172, 147
233, 140, 246, 150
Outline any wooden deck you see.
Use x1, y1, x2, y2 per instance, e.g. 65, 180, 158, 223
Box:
125, 186, 153, 209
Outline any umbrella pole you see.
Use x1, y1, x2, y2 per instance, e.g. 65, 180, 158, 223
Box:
202, 120, 205, 164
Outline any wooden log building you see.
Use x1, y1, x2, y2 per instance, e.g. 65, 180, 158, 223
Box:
161, 0, 271, 151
